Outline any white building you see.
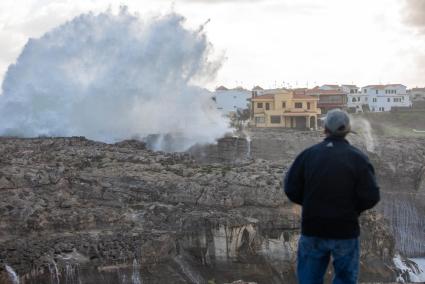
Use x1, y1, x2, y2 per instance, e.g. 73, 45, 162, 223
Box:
341, 84, 359, 94
361, 84, 411, 112
341, 85, 368, 112
212, 87, 251, 116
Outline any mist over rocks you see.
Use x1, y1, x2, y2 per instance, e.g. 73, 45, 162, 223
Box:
0, 8, 230, 152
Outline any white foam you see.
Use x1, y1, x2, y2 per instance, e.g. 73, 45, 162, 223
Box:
351, 117, 376, 153
5, 264, 20, 284
0, 8, 230, 152
394, 255, 425, 282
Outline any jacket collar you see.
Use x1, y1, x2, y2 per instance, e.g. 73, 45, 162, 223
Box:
324, 136, 349, 144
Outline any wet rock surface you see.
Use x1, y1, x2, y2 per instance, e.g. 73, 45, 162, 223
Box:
0, 134, 404, 283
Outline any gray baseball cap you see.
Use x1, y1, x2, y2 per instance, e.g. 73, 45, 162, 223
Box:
324, 109, 351, 136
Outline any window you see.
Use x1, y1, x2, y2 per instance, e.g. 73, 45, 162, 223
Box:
376, 90, 379, 94
373, 98, 377, 102
350, 89, 354, 94
257, 103, 263, 108
255, 117, 265, 124
364, 89, 367, 94
265, 103, 270, 110
270, 116, 281, 124
295, 102, 303, 108
282, 102, 286, 108
307, 102, 311, 110
352, 98, 356, 102
387, 98, 390, 102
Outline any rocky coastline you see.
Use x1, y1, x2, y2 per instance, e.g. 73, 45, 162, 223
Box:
0, 133, 405, 283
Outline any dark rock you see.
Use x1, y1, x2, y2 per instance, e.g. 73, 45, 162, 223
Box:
0, 135, 403, 283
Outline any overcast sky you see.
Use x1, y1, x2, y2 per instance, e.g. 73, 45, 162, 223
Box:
0, 0, 424, 90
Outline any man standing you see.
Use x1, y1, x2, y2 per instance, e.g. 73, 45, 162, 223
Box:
284, 109, 380, 284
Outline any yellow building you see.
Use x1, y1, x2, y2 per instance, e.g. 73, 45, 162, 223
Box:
250, 89, 321, 129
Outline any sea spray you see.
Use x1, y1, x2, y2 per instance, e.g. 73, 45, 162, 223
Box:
351, 116, 376, 153
131, 259, 142, 284
174, 255, 204, 284
48, 260, 60, 284
241, 128, 251, 158
0, 8, 230, 152
394, 255, 425, 282
5, 264, 20, 284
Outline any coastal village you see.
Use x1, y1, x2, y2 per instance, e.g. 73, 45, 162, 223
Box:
213, 84, 425, 130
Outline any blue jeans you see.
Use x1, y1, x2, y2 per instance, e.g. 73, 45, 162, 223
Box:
297, 235, 359, 284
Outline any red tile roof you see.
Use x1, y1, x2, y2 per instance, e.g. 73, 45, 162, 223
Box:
364, 84, 406, 89
363, 85, 385, 89
215, 85, 228, 91
252, 94, 274, 100
252, 92, 317, 100
306, 89, 347, 95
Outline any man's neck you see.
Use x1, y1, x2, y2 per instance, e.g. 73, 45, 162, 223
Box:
325, 135, 348, 141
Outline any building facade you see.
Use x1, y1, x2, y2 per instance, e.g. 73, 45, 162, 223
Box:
250, 89, 321, 129
361, 84, 411, 112
306, 89, 348, 114
341, 85, 359, 94
341, 85, 368, 112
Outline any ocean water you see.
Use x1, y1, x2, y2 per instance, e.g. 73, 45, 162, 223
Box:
393, 255, 425, 282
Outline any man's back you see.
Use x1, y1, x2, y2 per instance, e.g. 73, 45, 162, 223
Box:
284, 110, 380, 284
284, 136, 380, 239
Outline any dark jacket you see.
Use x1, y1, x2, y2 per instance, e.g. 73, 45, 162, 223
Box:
284, 136, 380, 239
